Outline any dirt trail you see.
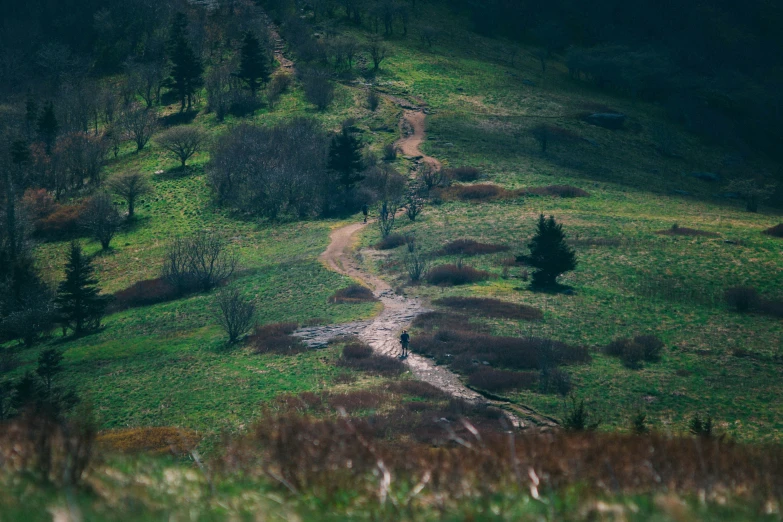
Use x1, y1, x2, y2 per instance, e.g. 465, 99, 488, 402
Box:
293, 109, 557, 428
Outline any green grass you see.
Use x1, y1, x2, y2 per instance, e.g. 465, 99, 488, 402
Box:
345, 4, 783, 442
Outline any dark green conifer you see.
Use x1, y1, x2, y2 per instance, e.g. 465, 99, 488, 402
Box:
328, 126, 364, 190
237, 32, 271, 96
527, 214, 577, 288
36, 101, 59, 154
55, 242, 110, 335
167, 13, 203, 111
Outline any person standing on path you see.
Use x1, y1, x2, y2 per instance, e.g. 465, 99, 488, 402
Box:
400, 330, 410, 358
361, 203, 369, 223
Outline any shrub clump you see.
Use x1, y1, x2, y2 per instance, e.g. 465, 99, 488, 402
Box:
249, 323, 308, 355
468, 369, 537, 392
605, 335, 664, 368
374, 233, 407, 250
724, 286, 759, 312
426, 264, 491, 286
111, 278, 178, 311
763, 223, 783, 238
434, 297, 542, 321
329, 285, 377, 304
385, 380, 447, 400
656, 225, 719, 237
342, 340, 373, 359
337, 338, 405, 376
96, 427, 201, 455
446, 166, 481, 182
326, 390, 385, 413
525, 185, 590, 198
436, 184, 522, 202
437, 239, 510, 256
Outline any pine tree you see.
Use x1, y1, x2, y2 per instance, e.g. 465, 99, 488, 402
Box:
167, 13, 203, 111
55, 242, 110, 335
237, 32, 270, 96
527, 214, 577, 288
328, 126, 364, 190
37, 101, 59, 154
37, 348, 63, 395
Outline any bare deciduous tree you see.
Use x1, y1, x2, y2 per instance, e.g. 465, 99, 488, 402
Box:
162, 230, 237, 294
121, 105, 158, 152
80, 192, 121, 250
367, 35, 388, 71
215, 286, 256, 344
156, 126, 206, 167
419, 163, 446, 193
404, 250, 430, 282
108, 171, 152, 218
406, 195, 424, 221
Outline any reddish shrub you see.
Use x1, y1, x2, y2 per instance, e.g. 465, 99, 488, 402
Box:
249, 323, 308, 355
605, 335, 664, 367
112, 278, 178, 311
426, 264, 491, 286
468, 369, 537, 392
446, 166, 481, 182
21, 189, 57, 221
763, 224, 783, 238
329, 285, 377, 304
96, 427, 200, 455
525, 185, 590, 198
434, 296, 542, 321
656, 225, 719, 237
437, 239, 510, 256
326, 390, 384, 412
337, 354, 405, 376
385, 380, 447, 400
374, 234, 406, 250
34, 202, 87, 238
448, 184, 519, 201
342, 340, 373, 359
411, 311, 489, 334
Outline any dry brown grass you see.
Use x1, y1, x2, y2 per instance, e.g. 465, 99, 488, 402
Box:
249, 323, 308, 355
96, 427, 201, 455
426, 264, 491, 286
524, 185, 591, 198
434, 183, 523, 202
436, 239, 510, 256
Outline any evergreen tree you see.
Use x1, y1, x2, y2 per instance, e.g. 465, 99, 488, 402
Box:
37, 101, 59, 154
236, 32, 271, 96
37, 348, 63, 395
526, 214, 577, 288
55, 242, 110, 335
328, 126, 364, 190
167, 13, 203, 111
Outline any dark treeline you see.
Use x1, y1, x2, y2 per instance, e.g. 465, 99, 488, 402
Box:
456, 0, 783, 158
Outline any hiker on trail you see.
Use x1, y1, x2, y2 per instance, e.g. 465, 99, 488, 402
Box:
400, 330, 410, 357
362, 203, 369, 223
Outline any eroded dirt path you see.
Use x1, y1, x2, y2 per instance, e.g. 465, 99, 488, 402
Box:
397, 110, 442, 171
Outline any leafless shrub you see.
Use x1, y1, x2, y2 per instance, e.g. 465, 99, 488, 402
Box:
468, 369, 538, 392
763, 223, 783, 238
111, 278, 177, 311
367, 35, 387, 71
329, 285, 377, 304
367, 89, 380, 111
425, 264, 490, 286
406, 195, 424, 221
377, 198, 401, 238
374, 233, 406, 250
405, 251, 431, 282
724, 286, 760, 312
300, 68, 334, 110
446, 166, 481, 182
249, 323, 308, 355
162, 230, 237, 294
656, 224, 719, 237
437, 239, 510, 256
215, 286, 256, 344
120, 105, 158, 152
437, 184, 522, 202
419, 163, 447, 193
108, 170, 152, 219
80, 192, 121, 250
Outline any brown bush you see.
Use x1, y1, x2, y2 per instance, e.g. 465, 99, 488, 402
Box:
249, 323, 308, 355
656, 225, 719, 237
434, 296, 542, 321
411, 311, 490, 334
759, 298, 783, 318
326, 390, 385, 413
437, 183, 522, 202
342, 340, 373, 359
468, 368, 538, 392
724, 286, 760, 312
437, 239, 510, 256
96, 427, 200, 455
446, 166, 481, 182
21, 189, 57, 221
605, 335, 664, 367
337, 353, 405, 376
426, 264, 491, 286
33, 202, 87, 238
384, 380, 447, 400
374, 233, 406, 250
763, 223, 783, 238
329, 285, 377, 304
525, 185, 590, 198
414, 329, 590, 370
111, 278, 178, 311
